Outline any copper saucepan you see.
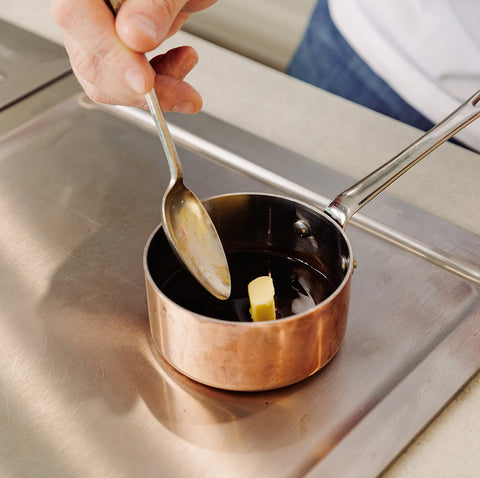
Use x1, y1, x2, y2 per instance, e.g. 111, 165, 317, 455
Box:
144, 91, 480, 391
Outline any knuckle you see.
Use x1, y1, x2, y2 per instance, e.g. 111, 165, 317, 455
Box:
71, 48, 104, 87
152, 0, 180, 25
81, 78, 114, 105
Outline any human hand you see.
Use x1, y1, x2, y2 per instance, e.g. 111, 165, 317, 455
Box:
51, 0, 217, 112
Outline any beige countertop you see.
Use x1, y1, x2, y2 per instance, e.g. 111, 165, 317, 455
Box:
2, 2, 480, 477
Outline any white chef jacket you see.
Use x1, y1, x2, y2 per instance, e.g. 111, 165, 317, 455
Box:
329, 0, 480, 151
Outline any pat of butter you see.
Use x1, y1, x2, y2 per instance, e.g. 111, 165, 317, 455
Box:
248, 276, 276, 322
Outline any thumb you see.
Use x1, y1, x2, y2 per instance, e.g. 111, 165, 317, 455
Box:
115, 0, 187, 52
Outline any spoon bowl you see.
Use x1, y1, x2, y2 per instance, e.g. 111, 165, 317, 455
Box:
162, 180, 231, 300
145, 88, 231, 300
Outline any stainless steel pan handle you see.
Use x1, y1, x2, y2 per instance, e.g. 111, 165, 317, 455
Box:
325, 90, 480, 228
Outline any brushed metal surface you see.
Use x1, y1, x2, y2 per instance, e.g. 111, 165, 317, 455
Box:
1, 77, 480, 477
0, 20, 71, 110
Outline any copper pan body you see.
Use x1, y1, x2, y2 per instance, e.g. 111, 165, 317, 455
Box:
144, 193, 353, 391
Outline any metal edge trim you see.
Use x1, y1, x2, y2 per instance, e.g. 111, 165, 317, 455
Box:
95, 99, 480, 287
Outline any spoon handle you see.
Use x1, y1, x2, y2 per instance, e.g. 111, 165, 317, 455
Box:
145, 90, 184, 183
325, 90, 480, 228
103, 0, 183, 183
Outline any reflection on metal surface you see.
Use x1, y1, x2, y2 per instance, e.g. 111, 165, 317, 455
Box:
1, 74, 480, 477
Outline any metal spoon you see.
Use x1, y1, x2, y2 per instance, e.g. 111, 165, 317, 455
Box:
105, 0, 231, 299
146, 91, 231, 299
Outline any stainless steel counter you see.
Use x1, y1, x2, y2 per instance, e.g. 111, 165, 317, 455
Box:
0, 19, 70, 110
1, 23, 480, 478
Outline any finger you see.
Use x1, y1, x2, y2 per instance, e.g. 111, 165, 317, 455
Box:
165, 1, 218, 37
69, 35, 203, 112
115, 0, 189, 52
115, 0, 217, 51
52, 0, 154, 95
150, 46, 201, 113
150, 46, 198, 80
72, 59, 148, 108
165, 11, 191, 38
153, 75, 203, 113
62, 30, 148, 106
181, 0, 218, 13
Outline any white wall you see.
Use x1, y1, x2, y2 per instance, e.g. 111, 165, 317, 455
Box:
183, 0, 316, 71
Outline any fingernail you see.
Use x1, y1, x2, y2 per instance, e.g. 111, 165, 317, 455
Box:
125, 69, 146, 94
172, 101, 196, 114
129, 14, 160, 43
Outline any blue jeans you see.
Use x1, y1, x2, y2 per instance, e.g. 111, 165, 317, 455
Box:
287, 0, 435, 131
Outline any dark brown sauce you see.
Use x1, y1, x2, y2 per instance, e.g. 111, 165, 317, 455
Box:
160, 251, 336, 322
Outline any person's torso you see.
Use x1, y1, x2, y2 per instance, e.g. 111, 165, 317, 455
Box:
329, 0, 480, 149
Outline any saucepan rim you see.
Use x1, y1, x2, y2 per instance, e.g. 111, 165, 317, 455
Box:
143, 191, 355, 326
